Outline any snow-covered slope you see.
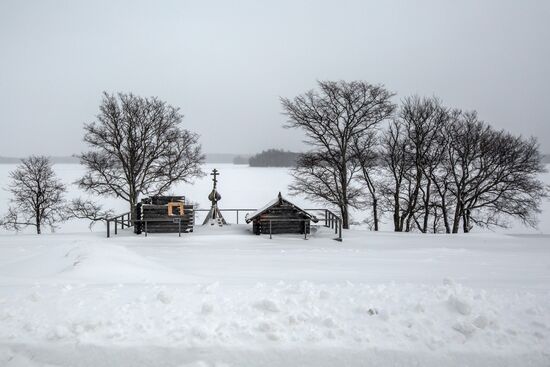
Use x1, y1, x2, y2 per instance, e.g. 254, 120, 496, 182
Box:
0, 226, 549, 366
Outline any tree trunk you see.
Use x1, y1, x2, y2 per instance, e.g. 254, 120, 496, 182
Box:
130, 194, 139, 224
340, 204, 349, 230
432, 179, 451, 234
372, 197, 379, 231
422, 180, 431, 233
393, 192, 401, 231
405, 167, 423, 233
362, 169, 379, 232
452, 202, 462, 234
440, 197, 451, 234
405, 206, 413, 232
35, 206, 41, 234
462, 209, 470, 233
340, 163, 350, 230
432, 206, 438, 233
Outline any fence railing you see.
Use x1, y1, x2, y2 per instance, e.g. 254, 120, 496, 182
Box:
105, 207, 343, 241
106, 212, 131, 238
137, 217, 190, 238
311, 209, 343, 242
193, 208, 257, 224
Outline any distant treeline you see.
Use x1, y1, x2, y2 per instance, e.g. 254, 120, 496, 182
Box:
247, 149, 300, 167
0, 156, 79, 164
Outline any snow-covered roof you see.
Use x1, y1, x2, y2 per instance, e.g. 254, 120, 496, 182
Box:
245, 192, 318, 223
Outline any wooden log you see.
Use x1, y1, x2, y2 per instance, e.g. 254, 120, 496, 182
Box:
256, 219, 311, 234
139, 200, 196, 234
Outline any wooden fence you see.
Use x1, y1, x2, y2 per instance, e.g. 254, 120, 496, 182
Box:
106, 208, 343, 241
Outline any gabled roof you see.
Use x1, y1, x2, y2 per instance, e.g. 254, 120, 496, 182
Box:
245, 192, 318, 223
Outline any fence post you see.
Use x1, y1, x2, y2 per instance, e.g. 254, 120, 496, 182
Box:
325, 210, 328, 227
338, 219, 342, 241
179, 219, 181, 237
304, 220, 307, 240
334, 217, 338, 234
107, 220, 110, 238
269, 220, 272, 240
114, 218, 118, 235
145, 221, 147, 237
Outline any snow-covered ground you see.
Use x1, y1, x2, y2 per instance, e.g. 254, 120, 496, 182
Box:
0, 164, 549, 366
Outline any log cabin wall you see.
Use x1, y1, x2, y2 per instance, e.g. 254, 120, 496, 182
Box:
252, 205, 311, 235
135, 196, 195, 234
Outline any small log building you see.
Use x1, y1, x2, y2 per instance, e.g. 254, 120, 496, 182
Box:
135, 196, 195, 234
245, 192, 318, 235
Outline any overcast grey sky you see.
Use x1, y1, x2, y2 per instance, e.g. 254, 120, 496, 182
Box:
1, 0, 549, 156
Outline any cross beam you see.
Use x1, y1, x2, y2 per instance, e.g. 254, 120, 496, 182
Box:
211, 168, 220, 188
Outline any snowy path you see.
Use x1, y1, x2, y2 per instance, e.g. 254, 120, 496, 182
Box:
0, 226, 549, 366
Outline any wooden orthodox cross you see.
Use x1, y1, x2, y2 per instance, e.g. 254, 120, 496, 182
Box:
203, 168, 226, 225
211, 169, 219, 190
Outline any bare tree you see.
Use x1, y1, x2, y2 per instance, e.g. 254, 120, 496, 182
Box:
0, 156, 66, 234
381, 98, 547, 234
65, 198, 114, 229
282, 81, 395, 228
446, 113, 547, 232
77, 92, 205, 222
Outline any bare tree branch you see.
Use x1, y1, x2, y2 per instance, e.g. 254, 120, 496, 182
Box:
64, 198, 115, 230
